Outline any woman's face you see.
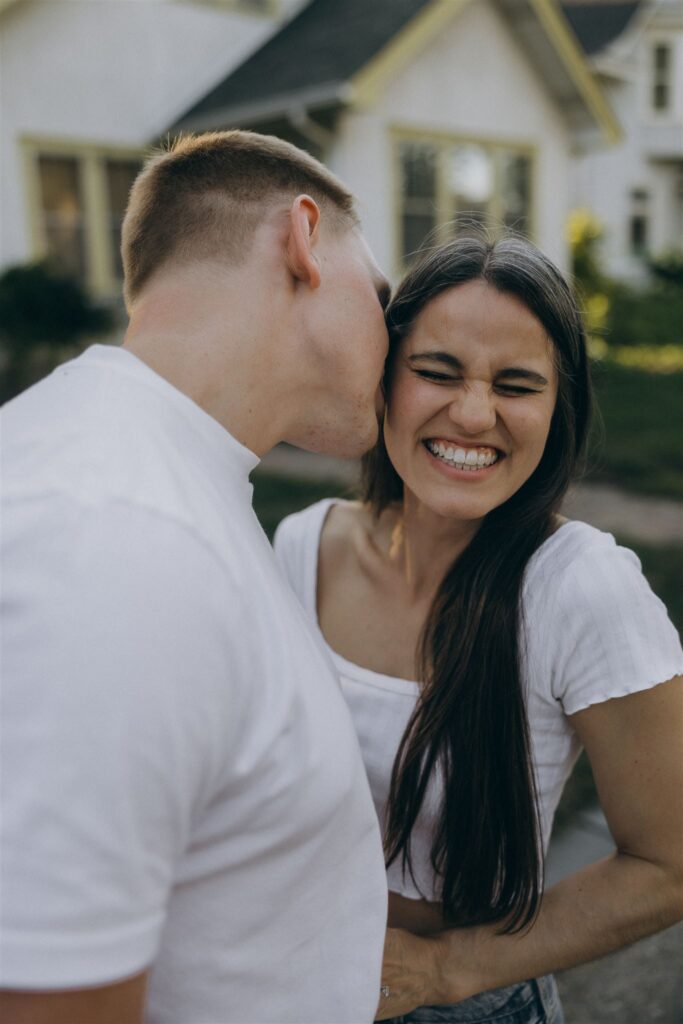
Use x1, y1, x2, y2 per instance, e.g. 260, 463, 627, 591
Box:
383, 279, 558, 524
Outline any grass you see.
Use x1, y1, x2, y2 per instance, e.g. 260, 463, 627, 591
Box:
253, 470, 682, 832
587, 362, 683, 499
253, 472, 352, 541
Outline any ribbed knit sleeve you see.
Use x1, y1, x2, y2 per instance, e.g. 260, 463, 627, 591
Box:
531, 529, 683, 717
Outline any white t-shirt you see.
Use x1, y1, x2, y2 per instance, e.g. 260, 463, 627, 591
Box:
1, 348, 387, 1023
274, 498, 683, 902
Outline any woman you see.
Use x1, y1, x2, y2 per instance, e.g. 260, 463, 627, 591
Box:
274, 233, 683, 1024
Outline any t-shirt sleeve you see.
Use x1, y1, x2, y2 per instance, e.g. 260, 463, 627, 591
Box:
273, 500, 332, 608
547, 538, 683, 716
272, 511, 300, 588
0, 495, 241, 989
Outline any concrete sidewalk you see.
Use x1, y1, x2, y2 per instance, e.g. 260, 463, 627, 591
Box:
258, 445, 683, 546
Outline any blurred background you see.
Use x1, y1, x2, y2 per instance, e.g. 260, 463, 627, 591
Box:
1, 1, 681, 1019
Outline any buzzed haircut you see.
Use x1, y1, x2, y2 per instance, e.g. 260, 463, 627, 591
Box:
121, 130, 359, 309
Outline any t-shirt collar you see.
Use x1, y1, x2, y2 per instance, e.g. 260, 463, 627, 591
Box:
79, 344, 261, 482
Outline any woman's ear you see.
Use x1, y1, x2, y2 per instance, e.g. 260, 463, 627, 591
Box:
285, 195, 322, 289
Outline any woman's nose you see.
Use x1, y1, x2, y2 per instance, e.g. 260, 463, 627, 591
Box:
447, 384, 497, 434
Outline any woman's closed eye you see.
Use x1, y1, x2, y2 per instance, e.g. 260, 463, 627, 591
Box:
414, 369, 544, 395
494, 383, 545, 396
413, 369, 460, 384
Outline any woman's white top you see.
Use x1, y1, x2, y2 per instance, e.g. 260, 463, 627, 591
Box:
274, 498, 683, 902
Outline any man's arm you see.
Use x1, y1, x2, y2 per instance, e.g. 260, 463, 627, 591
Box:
0, 971, 148, 1024
377, 675, 683, 1018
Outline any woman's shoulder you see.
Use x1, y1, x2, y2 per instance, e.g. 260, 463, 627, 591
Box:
523, 520, 683, 714
273, 497, 366, 583
526, 518, 636, 589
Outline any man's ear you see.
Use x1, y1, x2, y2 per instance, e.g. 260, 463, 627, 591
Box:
286, 195, 322, 289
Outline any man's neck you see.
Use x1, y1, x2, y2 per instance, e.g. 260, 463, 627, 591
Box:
123, 271, 290, 457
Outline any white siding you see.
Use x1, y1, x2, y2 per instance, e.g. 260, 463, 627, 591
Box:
0, 0, 279, 268
328, 0, 572, 280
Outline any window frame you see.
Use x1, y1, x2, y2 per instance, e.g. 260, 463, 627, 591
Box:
391, 126, 537, 276
651, 40, 673, 115
22, 137, 148, 298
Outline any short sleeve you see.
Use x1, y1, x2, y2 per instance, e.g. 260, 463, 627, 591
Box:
0, 494, 241, 989
272, 499, 333, 611
547, 537, 683, 716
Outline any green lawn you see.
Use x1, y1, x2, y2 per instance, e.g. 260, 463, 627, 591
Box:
253, 472, 353, 541
587, 363, 683, 499
253, 470, 682, 831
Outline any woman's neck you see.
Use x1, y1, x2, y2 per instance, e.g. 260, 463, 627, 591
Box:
375, 491, 482, 600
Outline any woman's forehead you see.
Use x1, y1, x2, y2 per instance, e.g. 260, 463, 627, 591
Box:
405, 282, 555, 366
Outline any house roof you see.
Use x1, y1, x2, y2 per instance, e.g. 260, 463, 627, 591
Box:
560, 1, 642, 55
176, 0, 433, 130
172, 0, 619, 143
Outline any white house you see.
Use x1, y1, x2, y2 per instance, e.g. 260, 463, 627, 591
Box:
566, 0, 683, 283
0, 0, 303, 298
1, 0, 617, 300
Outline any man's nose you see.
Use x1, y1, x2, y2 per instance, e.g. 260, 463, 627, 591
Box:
447, 384, 497, 434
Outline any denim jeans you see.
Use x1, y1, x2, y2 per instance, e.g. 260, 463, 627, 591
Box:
379, 975, 564, 1024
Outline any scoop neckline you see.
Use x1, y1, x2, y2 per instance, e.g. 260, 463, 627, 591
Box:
308, 497, 589, 695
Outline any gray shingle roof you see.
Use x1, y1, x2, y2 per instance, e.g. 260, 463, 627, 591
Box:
560, 1, 642, 56
176, 0, 432, 126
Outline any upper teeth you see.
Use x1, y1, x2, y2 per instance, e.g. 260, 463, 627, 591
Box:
426, 440, 499, 468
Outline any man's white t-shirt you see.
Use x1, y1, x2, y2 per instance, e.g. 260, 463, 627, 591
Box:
0, 346, 387, 1023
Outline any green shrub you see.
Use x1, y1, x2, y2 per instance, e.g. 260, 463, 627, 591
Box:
605, 282, 683, 349
0, 262, 114, 403
649, 249, 683, 289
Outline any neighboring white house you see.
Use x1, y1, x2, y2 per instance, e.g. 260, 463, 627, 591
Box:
0, 0, 303, 297
1, 0, 618, 298
566, 0, 683, 283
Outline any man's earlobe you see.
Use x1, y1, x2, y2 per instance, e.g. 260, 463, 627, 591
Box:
286, 195, 322, 289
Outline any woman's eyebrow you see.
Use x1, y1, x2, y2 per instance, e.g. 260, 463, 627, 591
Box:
407, 351, 463, 370
496, 367, 549, 386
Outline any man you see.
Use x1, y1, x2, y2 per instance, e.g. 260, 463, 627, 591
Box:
1, 131, 391, 1023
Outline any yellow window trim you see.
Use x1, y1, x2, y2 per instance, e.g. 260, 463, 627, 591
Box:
21, 136, 149, 298
390, 125, 538, 279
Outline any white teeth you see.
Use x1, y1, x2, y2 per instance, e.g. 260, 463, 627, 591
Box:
426, 440, 499, 471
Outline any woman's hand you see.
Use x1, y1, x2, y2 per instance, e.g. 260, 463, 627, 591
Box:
376, 927, 451, 1020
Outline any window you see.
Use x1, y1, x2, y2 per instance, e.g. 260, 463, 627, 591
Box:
27, 142, 145, 296
37, 156, 87, 282
396, 134, 534, 267
629, 188, 649, 257
652, 43, 671, 112
105, 160, 144, 281
399, 141, 438, 261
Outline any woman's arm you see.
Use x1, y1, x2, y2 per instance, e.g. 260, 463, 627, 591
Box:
377, 675, 683, 1019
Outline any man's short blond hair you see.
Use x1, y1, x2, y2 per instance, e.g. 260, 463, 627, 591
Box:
121, 130, 359, 309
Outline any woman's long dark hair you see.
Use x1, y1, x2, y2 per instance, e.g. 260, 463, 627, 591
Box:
362, 232, 592, 933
